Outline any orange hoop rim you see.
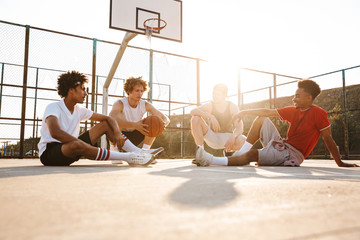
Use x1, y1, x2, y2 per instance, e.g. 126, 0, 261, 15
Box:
143, 18, 167, 31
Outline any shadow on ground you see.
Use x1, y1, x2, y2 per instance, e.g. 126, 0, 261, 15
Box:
0, 162, 136, 178
151, 161, 360, 208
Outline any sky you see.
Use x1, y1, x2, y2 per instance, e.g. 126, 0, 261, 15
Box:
1, 0, 360, 75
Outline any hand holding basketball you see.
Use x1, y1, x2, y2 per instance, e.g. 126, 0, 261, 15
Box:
143, 115, 165, 137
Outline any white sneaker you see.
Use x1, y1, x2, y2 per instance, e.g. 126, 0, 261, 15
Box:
111, 147, 164, 165
111, 160, 123, 164
127, 153, 156, 167
138, 147, 164, 157
194, 146, 213, 167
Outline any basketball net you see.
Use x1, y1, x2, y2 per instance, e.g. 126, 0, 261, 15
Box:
145, 26, 153, 40
145, 26, 153, 49
143, 18, 167, 49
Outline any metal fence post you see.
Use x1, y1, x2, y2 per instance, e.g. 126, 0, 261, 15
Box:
91, 38, 97, 127
342, 70, 349, 159
181, 107, 185, 158
31, 68, 39, 156
273, 74, 277, 108
168, 85, 171, 117
95, 75, 99, 113
196, 59, 200, 106
149, 49, 153, 103
269, 87, 272, 109
0, 63, 4, 116
19, 25, 30, 158
85, 87, 89, 132
273, 74, 277, 126
238, 69, 241, 108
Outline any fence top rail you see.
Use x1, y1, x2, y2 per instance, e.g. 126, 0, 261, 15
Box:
310, 65, 360, 79
0, 62, 170, 86
241, 68, 303, 80
0, 19, 206, 62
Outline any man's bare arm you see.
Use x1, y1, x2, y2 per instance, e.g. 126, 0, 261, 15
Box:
190, 103, 213, 119
90, 112, 125, 148
190, 103, 221, 132
321, 127, 359, 167
90, 113, 121, 136
233, 108, 280, 122
109, 101, 139, 129
46, 116, 81, 143
146, 102, 170, 127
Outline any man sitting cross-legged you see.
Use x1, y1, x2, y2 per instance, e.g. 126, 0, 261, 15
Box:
38, 71, 156, 167
190, 83, 246, 161
194, 79, 359, 168
109, 76, 170, 164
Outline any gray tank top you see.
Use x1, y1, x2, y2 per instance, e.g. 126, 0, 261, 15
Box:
210, 101, 233, 133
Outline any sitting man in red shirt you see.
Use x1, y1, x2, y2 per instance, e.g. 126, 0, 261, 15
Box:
194, 79, 359, 168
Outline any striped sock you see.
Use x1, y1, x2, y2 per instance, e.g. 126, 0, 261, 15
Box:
122, 134, 128, 141
95, 148, 110, 161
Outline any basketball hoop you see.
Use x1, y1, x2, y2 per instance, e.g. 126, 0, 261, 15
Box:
143, 18, 167, 39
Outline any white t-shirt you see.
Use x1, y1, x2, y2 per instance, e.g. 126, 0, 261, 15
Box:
38, 100, 93, 156
120, 97, 147, 132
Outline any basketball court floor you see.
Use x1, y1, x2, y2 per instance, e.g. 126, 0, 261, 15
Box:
1, 158, 359, 240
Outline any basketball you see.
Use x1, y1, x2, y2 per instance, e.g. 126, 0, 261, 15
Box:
143, 115, 165, 137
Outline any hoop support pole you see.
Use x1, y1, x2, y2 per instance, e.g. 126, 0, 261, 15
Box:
101, 32, 137, 148
103, 32, 137, 89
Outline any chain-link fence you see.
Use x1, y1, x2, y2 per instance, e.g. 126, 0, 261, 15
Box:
0, 20, 203, 158
1, 20, 359, 159
238, 67, 360, 160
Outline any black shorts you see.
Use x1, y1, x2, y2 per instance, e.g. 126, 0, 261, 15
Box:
122, 130, 145, 146
40, 131, 94, 166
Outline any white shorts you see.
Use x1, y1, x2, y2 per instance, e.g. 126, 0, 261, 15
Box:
257, 118, 290, 166
204, 128, 246, 150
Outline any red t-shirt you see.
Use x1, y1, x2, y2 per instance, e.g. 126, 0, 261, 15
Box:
277, 105, 330, 158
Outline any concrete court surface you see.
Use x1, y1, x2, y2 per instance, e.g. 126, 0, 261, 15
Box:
0, 158, 360, 240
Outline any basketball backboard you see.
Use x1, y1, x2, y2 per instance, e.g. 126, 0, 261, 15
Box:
110, 0, 182, 42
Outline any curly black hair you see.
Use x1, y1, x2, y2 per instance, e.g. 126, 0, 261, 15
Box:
57, 71, 88, 98
298, 79, 321, 100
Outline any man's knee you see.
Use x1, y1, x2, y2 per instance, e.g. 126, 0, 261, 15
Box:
191, 116, 208, 134
68, 141, 88, 154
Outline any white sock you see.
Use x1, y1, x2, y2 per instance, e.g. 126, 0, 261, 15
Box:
232, 141, 253, 157
112, 134, 141, 152
107, 149, 133, 161
142, 144, 151, 150
95, 148, 132, 161
211, 156, 228, 166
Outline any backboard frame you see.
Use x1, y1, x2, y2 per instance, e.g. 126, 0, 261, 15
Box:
109, 0, 182, 42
